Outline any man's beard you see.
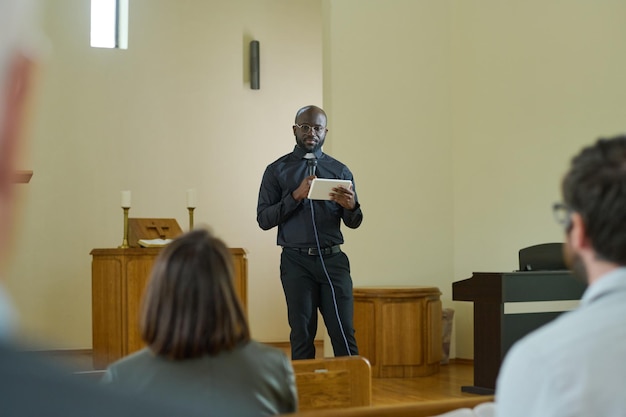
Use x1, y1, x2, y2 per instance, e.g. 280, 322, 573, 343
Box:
296, 137, 324, 153
563, 241, 588, 284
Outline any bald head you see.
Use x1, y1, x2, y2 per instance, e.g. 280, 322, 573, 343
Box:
294, 105, 326, 124
0, 0, 41, 263
0, 0, 42, 148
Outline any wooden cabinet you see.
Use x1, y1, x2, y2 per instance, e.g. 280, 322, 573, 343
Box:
353, 286, 442, 378
91, 247, 247, 369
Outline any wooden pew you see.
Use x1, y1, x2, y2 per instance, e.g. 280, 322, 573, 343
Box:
73, 370, 106, 382
283, 396, 495, 417
292, 356, 372, 411
75, 359, 492, 417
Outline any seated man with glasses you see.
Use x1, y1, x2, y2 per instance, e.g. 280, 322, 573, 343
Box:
495, 136, 626, 417
257, 105, 363, 360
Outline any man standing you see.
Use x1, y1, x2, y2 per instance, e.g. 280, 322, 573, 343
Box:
495, 136, 626, 417
257, 105, 363, 359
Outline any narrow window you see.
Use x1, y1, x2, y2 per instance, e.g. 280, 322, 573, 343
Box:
90, 0, 128, 49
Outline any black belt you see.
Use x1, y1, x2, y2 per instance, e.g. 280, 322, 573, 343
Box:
286, 245, 341, 256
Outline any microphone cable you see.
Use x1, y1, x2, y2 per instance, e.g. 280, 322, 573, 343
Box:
308, 197, 352, 356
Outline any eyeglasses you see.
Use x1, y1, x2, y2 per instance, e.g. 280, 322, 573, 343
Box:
552, 202, 573, 230
295, 123, 326, 134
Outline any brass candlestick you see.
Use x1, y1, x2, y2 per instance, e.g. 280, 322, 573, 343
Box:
119, 207, 130, 248
188, 207, 195, 230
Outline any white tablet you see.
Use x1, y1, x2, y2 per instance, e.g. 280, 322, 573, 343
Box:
307, 178, 353, 200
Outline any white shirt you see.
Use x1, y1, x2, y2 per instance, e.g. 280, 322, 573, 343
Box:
495, 267, 626, 417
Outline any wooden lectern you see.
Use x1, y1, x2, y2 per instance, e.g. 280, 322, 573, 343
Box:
453, 271, 586, 394
91, 219, 248, 369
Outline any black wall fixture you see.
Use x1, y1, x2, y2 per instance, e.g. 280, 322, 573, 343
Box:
250, 40, 260, 90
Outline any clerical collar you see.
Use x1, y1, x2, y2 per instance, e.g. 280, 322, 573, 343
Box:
293, 145, 322, 160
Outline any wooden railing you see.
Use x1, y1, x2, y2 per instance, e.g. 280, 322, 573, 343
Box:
282, 396, 495, 417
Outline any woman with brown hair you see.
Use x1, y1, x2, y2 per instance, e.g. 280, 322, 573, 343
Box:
102, 228, 297, 416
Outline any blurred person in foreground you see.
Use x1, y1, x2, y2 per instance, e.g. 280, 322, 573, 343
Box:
103, 228, 298, 417
0, 1, 204, 415
495, 136, 626, 417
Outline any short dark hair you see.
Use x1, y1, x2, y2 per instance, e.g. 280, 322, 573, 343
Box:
140, 228, 250, 359
562, 135, 626, 265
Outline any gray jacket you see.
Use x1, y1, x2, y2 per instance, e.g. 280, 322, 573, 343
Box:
102, 341, 298, 416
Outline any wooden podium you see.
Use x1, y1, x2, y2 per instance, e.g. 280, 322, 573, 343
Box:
91, 246, 248, 369
453, 271, 586, 394
353, 286, 442, 378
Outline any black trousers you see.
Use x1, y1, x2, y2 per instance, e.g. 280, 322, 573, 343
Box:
280, 248, 359, 360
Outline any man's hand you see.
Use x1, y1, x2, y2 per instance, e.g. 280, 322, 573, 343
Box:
292, 175, 316, 201
330, 185, 356, 210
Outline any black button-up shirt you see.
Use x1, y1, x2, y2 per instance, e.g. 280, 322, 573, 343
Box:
257, 145, 363, 248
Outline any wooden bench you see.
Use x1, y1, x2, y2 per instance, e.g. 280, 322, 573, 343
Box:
283, 396, 495, 417
75, 356, 371, 411
292, 356, 372, 411
73, 370, 106, 382
75, 359, 492, 417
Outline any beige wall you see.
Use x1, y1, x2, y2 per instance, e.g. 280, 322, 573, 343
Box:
323, 0, 626, 359
8, 0, 626, 361
449, 0, 626, 358
8, 0, 323, 348
321, 0, 454, 353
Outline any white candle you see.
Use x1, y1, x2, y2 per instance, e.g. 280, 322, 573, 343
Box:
121, 190, 131, 208
186, 189, 197, 208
